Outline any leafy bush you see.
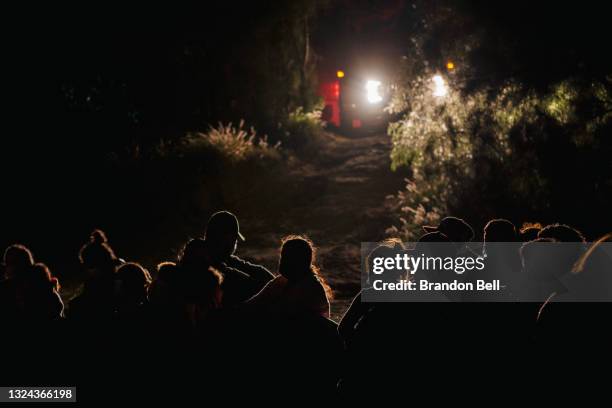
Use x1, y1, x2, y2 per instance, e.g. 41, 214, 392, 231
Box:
379, 1, 612, 240
277, 107, 325, 154
387, 73, 612, 240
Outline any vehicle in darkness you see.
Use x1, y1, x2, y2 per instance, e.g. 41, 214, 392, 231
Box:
319, 61, 393, 132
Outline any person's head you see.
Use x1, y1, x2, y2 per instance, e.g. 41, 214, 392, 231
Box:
2, 244, 34, 279
484, 219, 517, 243
520, 238, 562, 282
366, 239, 407, 283
416, 232, 452, 281
538, 223, 586, 243
519, 222, 542, 242
538, 223, 587, 272
204, 211, 244, 261
26, 263, 60, 292
79, 229, 117, 274
416, 231, 452, 257
279, 236, 314, 281
417, 231, 451, 243
179, 238, 211, 270
278, 235, 332, 299
156, 261, 177, 282
116, 262, 152, 305
423, 216, 474, 242
148, 262, 178, 305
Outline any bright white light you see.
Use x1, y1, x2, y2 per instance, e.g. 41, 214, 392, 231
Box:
365, 80, 383, 103
432, 75, 448, 97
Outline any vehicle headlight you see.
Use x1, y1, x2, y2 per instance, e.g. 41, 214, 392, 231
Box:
365, 80, 383, 104
432, 75, 448, 97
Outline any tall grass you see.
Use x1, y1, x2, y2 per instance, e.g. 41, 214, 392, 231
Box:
183, 120, 280, 162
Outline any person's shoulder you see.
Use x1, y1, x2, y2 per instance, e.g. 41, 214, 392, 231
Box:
220, 265, 251, 280
227, 255, 266, 271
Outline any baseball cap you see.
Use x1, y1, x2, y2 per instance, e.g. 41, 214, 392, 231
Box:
423, 216, 475, 242
205, 211, 245, 241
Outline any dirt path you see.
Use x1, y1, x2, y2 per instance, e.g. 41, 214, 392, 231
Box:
238, 130, 408, 320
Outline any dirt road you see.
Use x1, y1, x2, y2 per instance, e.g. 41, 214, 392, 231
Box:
238, 131, 409, 320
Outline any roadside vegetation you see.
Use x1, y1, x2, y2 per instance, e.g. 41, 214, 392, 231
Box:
385, 1, 611, 240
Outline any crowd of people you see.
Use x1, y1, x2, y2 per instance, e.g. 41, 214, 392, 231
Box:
1, 211, 610, 401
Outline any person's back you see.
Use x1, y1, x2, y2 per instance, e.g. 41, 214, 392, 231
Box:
339, 239, 408, 343
274, 314, 343, 396
248, 236, 331, 318
535, 234, 612, 351
339, 301, 453, 398
113, 262, 154, 340
148, 261, 186, 333
21, 263, 64, 322
68, 230, 119, 325
469, 219, 521, 300
234, 311, 342, 399
0, 244, 35, 322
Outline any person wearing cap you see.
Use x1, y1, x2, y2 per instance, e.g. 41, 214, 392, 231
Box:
423, 216, 475, 242
204, 211, 274, 304
422, 216, 477, 256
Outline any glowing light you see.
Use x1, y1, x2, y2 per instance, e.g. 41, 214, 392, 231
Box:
432, 75, 448, 97
365, 79, 383, 103
337, 70, 345, 78
446, 61, 455, 70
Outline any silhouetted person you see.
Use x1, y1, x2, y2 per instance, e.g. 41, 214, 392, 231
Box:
478, 218, 521, 300
535, 233, 612, 359
339, 231, 456, 397
423, 216, 476, 259
0, 244, 35, 321
204, 211, 273, 304
484, 218, 517, 243
538, 223, 587, 267
149, 261, 179, 308
248, 235, 331, 318
519, 222, 542, 242
519, 238, 568, 302
339, 239, 406, 344
20, 263, 64, 322
176, 238, 225, 329
566, 233, 612, 301
2, 244, 34, 280
233, 237, 340, 398
423, 216, 475, 242
112, 262, 156, 372
115, 262, 151, 319
414, 231, 458, 299
2, 253, 66, 387
148, 261, 188, 337
538, 223, 586, 243
68, 229, 119, 323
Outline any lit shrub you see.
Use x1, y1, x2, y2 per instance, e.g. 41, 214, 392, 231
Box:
183, 120, 280, 162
